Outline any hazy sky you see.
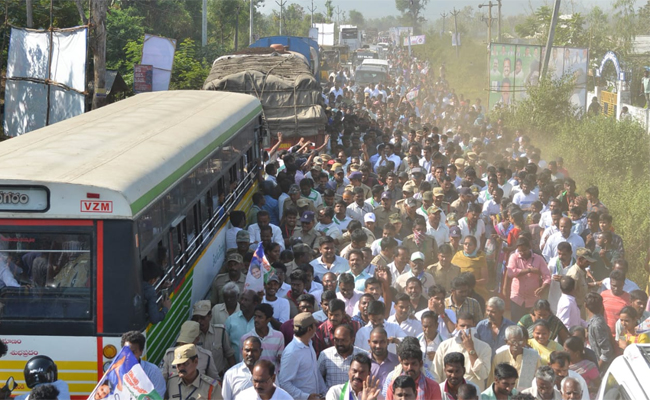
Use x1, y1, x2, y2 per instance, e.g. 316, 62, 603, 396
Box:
259, 0, 645, 22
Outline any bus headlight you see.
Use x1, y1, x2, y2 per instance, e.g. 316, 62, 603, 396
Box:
103, 344, 117, 359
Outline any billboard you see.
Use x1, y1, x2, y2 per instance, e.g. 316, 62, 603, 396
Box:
488, 43, 588, 111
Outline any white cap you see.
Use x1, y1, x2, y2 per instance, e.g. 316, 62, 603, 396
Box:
364, 213, 376, 223
411, 252, 425, 262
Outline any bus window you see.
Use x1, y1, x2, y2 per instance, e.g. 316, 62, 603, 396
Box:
185, 206, 198, 251
137, 201, 163, 249
0, 232, 92, 320
182, 171, 199, 205
170, 224, 183, 268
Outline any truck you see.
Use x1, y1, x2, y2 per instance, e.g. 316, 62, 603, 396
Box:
249, 36, 320, 82
202, 46, 327, 147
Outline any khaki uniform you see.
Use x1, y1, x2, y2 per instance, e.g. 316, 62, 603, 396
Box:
427, 262, 461, 292
165, 372, 222, 400
450, 199, 469, 216
373, 206, 395, 229
291, 226, 322, 250
403, 179, 423, 194
402, 233, 439, 267
372, 253, 392, 270
196, 324, 234, 374
345, 183, 371, 199
161, 345, 220, 382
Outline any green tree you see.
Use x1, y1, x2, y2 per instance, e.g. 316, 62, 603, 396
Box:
395, 0, 429, 31
348, 9, 365, 27
515, 6, 585, 46
612, 0, 638, 57
324, 0, 334, 23
106, 7, 145, 75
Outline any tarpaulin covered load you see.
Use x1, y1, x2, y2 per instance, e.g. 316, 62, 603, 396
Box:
202, 51, 326, 138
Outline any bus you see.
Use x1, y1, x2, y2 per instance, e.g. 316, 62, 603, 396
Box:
0, 91, 264, 398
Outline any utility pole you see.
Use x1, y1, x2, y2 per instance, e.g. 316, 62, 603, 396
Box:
250, 0, 254, 44
335, 6, 344, 44
478, 1, 496, 95
234, 5, 241, 50
541, 0, 561, 78
90, 0, 108, 110
308, 0, 316, 27
276, 0, 286, 35
440, 12, 447, 37
202, 0, 207, 47
497, 0, 502, 42
450, 8, 460, 59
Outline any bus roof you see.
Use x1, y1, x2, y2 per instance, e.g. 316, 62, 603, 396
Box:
0, 91, 262, 218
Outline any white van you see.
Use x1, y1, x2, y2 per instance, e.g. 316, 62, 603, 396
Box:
596, 344, 650, 399
361, 58, 390, 74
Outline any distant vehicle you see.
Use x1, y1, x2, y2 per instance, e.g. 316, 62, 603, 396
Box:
340, 27, 361, 52
361, 59, 389, 75
596, 344, 650, 399
249, 36, 320, 80
354, 64, 389, 86
352, 49, 378, 67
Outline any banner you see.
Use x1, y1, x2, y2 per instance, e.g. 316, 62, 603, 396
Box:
134, 64, 153, 93
244, 243, 274, 292
141, 34, 176, 92
403, 35, 425, 46
88, 346, 162, 400
406, 87, 419, 101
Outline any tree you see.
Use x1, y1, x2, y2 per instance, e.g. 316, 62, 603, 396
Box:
395, 0, 429, 31
612, 0, 638, 57
515, 6, 585, 46
324, 0, 334, 23
348, 9, 364, 27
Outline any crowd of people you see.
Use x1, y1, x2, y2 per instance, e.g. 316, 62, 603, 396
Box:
12, 46, 646, 400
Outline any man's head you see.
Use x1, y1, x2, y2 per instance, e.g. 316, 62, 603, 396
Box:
367, 301, 386, 327
576, 247, 597, 269
398, 346, 424, 381
443, 352, 466, 388
410, 252, 426, 275
253, 302, 274, 332
493, 363, 519, 397
485, 297, 505, 325
293, 312, 317, 339
190, 300, 213, 333
348, 353, 372, 393
297, 293, 316, 314
242, 336, 262, 369
366, 324, 388, 356
392, 375, 417, 400
121, 331, 146, 360
322, 271, 338, 292
334, 324, 355, 356
456, 312, 475, 332
348, 249, 365, 275
338, 273, 356, 300
535, 366, 557, 400
450, 277, 469, 304
549, 351, 571, 389
609, 269, 626, 296
252, 360, 276, 397
559, 217, 572, 238
561, 377, 582, 400
171, 344, 199, 381
394, 293, 412, 321
327, 298, 347, 327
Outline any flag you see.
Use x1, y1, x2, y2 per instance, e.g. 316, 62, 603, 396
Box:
406, 86, 419, 102
244, 243, 275, 292
636, 315, 650, 334
87, 346, 162, 400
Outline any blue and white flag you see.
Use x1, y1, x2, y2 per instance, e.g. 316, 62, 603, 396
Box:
244, 242, 275, 292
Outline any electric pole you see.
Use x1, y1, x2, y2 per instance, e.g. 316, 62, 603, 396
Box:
234, 5, 241, 50
335, 6, 344, 44
202, 0, 207, 47
478, 1, 496, 94
497, 0, 502, 42
308, 0, 317, 27
541, 0, 561, 78
450, 8, 460, 59
276, 0, 286, 35
250, 0, 254, 44
440, 12, 447, 37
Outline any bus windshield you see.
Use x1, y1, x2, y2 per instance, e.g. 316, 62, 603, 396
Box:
0, 231, 92, 320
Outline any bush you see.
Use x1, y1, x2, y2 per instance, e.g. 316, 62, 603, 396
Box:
494, 79, 650, 286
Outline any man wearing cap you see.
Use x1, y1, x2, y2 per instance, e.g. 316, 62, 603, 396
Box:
405, 168, 425, 195
161, 321, 220, 382
415, 191, 435, 219
327, 165, 348, 197
395, 182, 416, 214
284, 185, 317, 217
449, 226, 463, 253
399, 197, 421, 237
451, 187, 474, 216
278, 312, 326, 399
373, 191, 396, 230
210, 253, 246, 305
345, 171, 372, 200
234, 230, 252, 258
166, 344, 222, 400
222, 336, 262, 400
248, 211, 285, 251
346, 187, 374, 223
426, 205, 450, 247
396, 252, 436, 295
192, 300, 236, 375
565, 248, 597, 318
292, 211, 321, 250
402, 217, 439, 267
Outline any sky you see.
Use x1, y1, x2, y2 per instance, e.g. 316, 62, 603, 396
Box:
259, 0, 646, 22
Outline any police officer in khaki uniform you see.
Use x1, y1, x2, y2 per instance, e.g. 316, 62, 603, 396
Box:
161, 321, 220, 383
284, 185, 316, 215
190, 300, 235, 376
165, 344, 222, 400
291, 211, 321, 255
345, 171, 371, 199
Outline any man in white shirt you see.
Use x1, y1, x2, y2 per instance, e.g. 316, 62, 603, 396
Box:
223, 336, 262, 400
512, 179, 539, 211
457, 204, 485, 246
325, 353, 374, 400
415, 285, 458, 341
387, 293, 423, 337
315, 206, 342, 240
248, 211, 285, 250
374, 143, 402, 173
355, 301, 406, 354
310, 237, 350, 279
542, 217, 585, 261
432, 313, 492, 391
556, 276, 586, 329
235, 359, 293, 400
547, 242, 575, 313
278, 313, 326, 399
539, 199, 562, 229
426, 206, 450, 246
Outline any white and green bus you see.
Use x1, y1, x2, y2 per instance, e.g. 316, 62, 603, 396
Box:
0, 91, 263, 397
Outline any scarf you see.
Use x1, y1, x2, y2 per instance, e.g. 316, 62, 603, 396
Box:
463, 249, 478, 258
413, 229, 425, 246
